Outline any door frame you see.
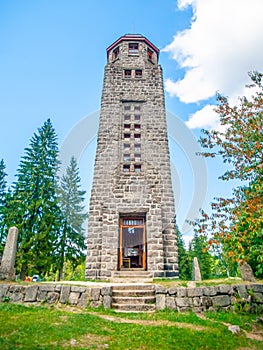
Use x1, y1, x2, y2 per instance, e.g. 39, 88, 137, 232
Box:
118, 215, 146, 270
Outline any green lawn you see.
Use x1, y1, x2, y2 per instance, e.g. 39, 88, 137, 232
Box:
0, 303, 262, 349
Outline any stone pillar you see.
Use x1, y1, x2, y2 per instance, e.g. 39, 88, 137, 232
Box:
192, 257, 202, 281
0, 227, 19, 281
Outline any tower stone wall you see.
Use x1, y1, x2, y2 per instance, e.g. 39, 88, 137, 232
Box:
86, 34, 178, 279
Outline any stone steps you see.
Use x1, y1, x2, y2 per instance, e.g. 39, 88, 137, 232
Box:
110, 270, 153, 283
112, 284, 156, 312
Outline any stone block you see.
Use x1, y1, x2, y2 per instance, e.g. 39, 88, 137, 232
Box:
24, 285, 39, 302
101, 287, 112, 296
37, 290, 47, 302
193, 297, 201, 307
202, 287, 218, 296
59, 285, 71, 304
55, 285, 61, 292
235, 285, 249, 299
0, 284, 9, 298
155, 285, 166, 294
68, 292, 80, 305
166, 296, 176, 310
212, 295, 230, 307
71, 286, 86, 293
218, 284, 233, 294
78, 293, 89, 308
39, 285, 55, 292
176, 297, 191, 308
91, 288, 101, 301
167, 287, 177, 296
187, 287, 203, 297
156, 294, 166, 310
103, 295, 112, 309
46, 292, 59, 304
177, 288, 187, 297
200, 296, 213, 308
251, 284, 263, 293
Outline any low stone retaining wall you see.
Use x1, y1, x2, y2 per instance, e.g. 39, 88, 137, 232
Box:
0, 283, 262, 312
0, 284, 112, 309
156, 283, 263, 312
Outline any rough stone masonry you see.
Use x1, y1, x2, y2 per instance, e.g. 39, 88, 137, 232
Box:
86, 34, 178, 279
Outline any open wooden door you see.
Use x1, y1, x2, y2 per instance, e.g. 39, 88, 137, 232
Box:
119, 216, 146, 270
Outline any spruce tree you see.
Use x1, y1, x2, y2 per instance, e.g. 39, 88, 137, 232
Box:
9, 119, 61, 279
0, 159, 7, 252
56, 157, 87, 280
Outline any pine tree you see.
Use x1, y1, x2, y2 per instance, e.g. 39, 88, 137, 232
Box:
8, 119, 61, 279
0, 159, 7, 252
56, 157, 87, 281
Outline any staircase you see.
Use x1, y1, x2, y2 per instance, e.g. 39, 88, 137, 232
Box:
111, 284, 156, 312
110, 269, 153, 283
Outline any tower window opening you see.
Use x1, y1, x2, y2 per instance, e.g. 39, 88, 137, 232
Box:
134, 143, 141, 152
147, 48, 153, 61
124, 143, 130, 151
124, 133, 130, 140
124, 69, 132, 78
134, 133, 141, 140
113, 47, 119, 60
135, 69, 142, 78
135, 165, 141, 173
134, 124, 141, 131
123, 164, 130, 172
129, 43, 139, 54
135, 154, 141, 162
124, 105, 131, 111
134, 115, 140, 121
134, 106, 140, 111
124, 114, 131, 121
124, 124, 131, 130
124, 154, 130, 162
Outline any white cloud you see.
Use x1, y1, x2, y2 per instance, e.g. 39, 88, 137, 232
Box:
164, 0, 263, 106
185, 105, 218, 129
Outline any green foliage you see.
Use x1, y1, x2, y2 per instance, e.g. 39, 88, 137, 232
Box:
5, 119, 61, 279
193, 71, 263, 277
55, 157, 87, 280
0, 159, 7, 253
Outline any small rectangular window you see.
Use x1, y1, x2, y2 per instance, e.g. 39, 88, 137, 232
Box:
124, 154, 130, 162
124, 69, 132, 78
147, 48, 153, 61
129, 43, 139, 54
124, 143, 130, 151
135, 165, 141, 173
123, 165, 130, 172
124, 133, 130, 140
135, 154, 141, 162
124, 105, 131, 111
134, 106, 140, 111
113, 47, 119, 60
134, 115, 140, 121
124, 114, 131, 121
134, 124, 140, 131
134, 134, 141, 140
134, 143, 141, 152
124, 124, 130, 130
135, 69, 142, 78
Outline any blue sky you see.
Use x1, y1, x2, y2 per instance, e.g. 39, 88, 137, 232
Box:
1, 0, 263, 242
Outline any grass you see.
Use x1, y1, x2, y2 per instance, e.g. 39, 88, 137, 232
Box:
0, 303, 263, 349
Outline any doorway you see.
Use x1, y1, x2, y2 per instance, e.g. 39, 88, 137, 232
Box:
119, 215, 146, 269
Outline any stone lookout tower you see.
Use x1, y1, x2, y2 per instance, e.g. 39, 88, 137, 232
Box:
86, 34, 178, 280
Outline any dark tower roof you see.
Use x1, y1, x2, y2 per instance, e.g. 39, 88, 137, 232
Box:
106, 34, 159, 60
